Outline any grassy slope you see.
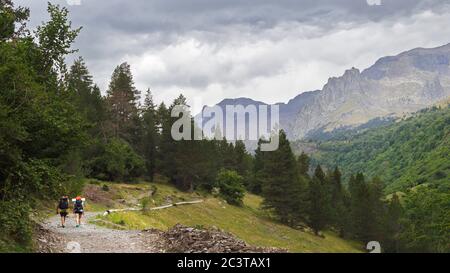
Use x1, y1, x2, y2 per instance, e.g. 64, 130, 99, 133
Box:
86, 179, 361, 253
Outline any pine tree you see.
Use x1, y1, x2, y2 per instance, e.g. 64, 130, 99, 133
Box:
67, 57, 93, 91
339, 188, 352, 238
349, 173, 372, 242
173, 137, 197, 191
67, 57, 106, 135
291, 174, 310, 224
292, 152, 311, 224
261, 131, 307, 226
309, 165, 328, 235
106, 62, 140, 142
328, 166, 348, 235
249, 139, 267, 194
196, 139, 222, 191
172, 94, 188, 107
330, 167, 343, 205
156, 102, 168, 127
368, 177, 387, 243
217, 138, 235, 171
161, 94, 200, 190
91, 85, 107, 137
384, 193, 403, 253
157, 101, 176, 181
141, 89, 158, 181
297, 152, 310, 176
65, 57, 107, 175
233, 140, 250, 176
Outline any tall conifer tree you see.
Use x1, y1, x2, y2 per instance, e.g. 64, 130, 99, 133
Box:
141, 89, 158, 181
297, 152, 310, 176
261, 131, 307, 226
106, 62, 140, 142
309, 165, 327, 235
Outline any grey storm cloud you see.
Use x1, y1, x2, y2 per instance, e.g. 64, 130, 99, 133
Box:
21, 0, 448, 34
15, 0, 450, 111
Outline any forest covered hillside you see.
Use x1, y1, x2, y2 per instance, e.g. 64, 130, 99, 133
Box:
312, 106, 450, 193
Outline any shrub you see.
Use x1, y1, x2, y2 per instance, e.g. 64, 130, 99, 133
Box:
87, 138, 145, 181
0, 201, 32, 246
140, 197, 151, 213
215, 169, 246, 206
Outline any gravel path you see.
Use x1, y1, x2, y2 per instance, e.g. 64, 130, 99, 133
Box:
41, 212, 164, 253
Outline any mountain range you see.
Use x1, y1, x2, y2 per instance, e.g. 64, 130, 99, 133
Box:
197, 43, 450, 140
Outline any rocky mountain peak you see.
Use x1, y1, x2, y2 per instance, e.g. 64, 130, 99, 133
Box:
344, 67, 361, 77
197, 44, 450, 142
324, 67, 362, 90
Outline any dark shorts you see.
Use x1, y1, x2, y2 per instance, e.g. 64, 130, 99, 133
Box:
60, 210, 68, 217
74, 210, 84, 215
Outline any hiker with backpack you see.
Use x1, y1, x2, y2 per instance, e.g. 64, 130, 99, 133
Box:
73, 196, 85, 227
57, 196, 70, 228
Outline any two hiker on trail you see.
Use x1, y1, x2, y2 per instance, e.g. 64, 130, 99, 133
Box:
56, 195, 85, 228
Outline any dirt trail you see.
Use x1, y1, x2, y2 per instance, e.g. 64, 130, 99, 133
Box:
38, 212, 285, 253
40, 212, 164, 253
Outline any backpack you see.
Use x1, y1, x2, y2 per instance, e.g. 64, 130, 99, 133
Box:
74, 199, 84, 210
59, 198, 69, 210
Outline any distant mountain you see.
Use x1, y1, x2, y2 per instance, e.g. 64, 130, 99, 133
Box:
276, 90, 319, 137
290, 44, 450, 139
197, 44, 450, 141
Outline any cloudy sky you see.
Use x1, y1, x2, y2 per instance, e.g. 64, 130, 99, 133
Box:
16, 0, 450, 113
